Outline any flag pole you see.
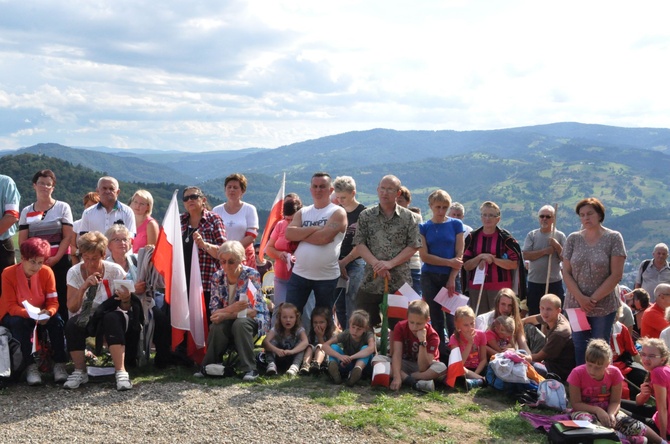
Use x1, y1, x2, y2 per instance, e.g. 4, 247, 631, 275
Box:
474, 263, 486, 315
545, 203, 558, 295
380, 276, 390, 356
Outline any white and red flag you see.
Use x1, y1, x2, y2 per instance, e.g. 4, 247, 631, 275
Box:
446, 347, 466, 387
387, 282, 421, 320
153, 190, 207, 364
257, 173, 285, 260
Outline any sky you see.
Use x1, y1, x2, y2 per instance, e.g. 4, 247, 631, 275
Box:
1, 1, 670, 152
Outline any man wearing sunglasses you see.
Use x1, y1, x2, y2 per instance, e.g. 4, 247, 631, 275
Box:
79, 176, 136, 238
522, 205, 566, 316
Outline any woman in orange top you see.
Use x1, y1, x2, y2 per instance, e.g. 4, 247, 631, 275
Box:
0, 237, 68, 385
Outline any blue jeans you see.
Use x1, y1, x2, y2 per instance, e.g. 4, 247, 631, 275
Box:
421, 271, 452, 342
329, 344, 371, 374
335, 258, 366, 329
411, 268, 422, 296
2, 313, 68, 366
272, 276, 289, 326
526, 281, 565, 316
571, 311, 616, 366
286, 273, 338, 321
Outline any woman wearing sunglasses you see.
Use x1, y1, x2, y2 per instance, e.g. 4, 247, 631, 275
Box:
180, 187, 226, 318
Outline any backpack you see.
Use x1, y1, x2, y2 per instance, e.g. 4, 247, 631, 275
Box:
519, 379, 568, 411
547, 421, 620, 443
0, 326, 23, 386
639, 259, 651, 285
486, 364, 537, 396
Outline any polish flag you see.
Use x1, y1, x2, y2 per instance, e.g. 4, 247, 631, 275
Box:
257, 173, 285, 260
187, 242, 208, 363
371, 360, 391, 387
25, 211, 43, 224
565, 308, 591, 332
446, 347, 466, 387
246, 278, 256, 308
153, 190, 207, 363
387, 282, 421, 319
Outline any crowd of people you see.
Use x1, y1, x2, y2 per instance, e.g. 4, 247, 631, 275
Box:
2, 169, 670, 443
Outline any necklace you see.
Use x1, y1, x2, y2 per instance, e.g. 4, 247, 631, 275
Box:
185, 226, 197, 243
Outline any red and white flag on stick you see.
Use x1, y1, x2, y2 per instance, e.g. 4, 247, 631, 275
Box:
257, 173, 285, 261
387, 282, 421, 320
446, 347, 466, 387
153, 190, 207, 363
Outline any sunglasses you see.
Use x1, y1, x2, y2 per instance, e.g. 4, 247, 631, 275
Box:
539, 215, 552, 219
220, 259, 239, 265
182, 194, 201, 202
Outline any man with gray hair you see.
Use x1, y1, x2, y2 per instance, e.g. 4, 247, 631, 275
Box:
635, 243, 670, 303
522, 205, 566, 315
354, 175, 421, 327
79, 176, 136, 236
640, 283, 670, 338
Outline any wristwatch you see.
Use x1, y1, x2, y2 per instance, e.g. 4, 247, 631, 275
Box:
418, 341, 427, 347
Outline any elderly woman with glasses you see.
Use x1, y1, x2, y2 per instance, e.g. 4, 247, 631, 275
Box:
0, 238, 68, 386
199, 241, 270, 381
563, 197, 626, 366
105, 224, 171, 368
462, 201, 526, 315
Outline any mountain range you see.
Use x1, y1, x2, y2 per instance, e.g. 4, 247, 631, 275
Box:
2, 122, 670, 284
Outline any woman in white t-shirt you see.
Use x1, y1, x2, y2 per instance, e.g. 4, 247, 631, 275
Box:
212, 173, 259, 268
18, 169, 74, 323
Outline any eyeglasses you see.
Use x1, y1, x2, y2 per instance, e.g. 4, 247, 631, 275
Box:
110, 238, 130, 243
539, 215, 552, 219
481, 213, 500, 218
220, 259, 239, 265
182, 194, 201, 202
640, 352, 661, 359
27, 259, 45, 267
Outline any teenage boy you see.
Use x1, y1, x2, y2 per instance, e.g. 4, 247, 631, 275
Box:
372, 300, 446, 392
523, 293, 576, 381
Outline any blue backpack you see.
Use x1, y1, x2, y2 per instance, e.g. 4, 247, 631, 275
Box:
486, 364, 538, 395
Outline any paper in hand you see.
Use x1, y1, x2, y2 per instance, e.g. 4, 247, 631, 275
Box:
22, 300, 50, 321
434, 288, 469, 313
114, 279, 135, 293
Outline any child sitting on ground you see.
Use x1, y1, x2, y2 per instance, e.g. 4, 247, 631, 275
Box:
263, 302, 309, 376
299, 306, 337, 375
523, 293, 575, 381
449, 305, 487, 390
638, 338, 670, 443
568, 338, 662, 444
485, 315, 517, 358
372, 300, 447, 392
323, 310, 376, 386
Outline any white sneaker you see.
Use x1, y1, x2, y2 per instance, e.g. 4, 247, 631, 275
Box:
26, 364, 42, 386
265, 362, 277, 376
115, 371, 132, 391
414, 380, 435, 392
286, 364, 299, 376
243, 370, 259, 382
53, 363, 68, 383
203, 363, 225, 376
63, 369, 89, 389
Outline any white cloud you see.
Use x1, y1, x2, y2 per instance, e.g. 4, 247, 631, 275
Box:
1, 0, 670, 150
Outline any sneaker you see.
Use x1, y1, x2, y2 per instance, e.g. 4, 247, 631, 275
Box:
53, 363, 68, 384
287, 364, 299, 376
465, 378, 484, 392
63, 369, 89, 389
320, 360, 329, 374
265, 362, 277, 376
26, 364, 42, 386
115, 371, 132, 391
328, 360, 342, 384
203, 363, 225, 377
346, 366, 362, 387
193, 371, 204, 378
310, 361, 321, 375
243, 370, 259, 382
414, 380, 435, 393
299, 362, 310, 376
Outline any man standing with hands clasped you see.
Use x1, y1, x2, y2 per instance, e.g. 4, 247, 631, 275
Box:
523, 205, 566, 316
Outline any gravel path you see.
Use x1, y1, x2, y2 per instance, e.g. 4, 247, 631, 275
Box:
0, 379, 382, 444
